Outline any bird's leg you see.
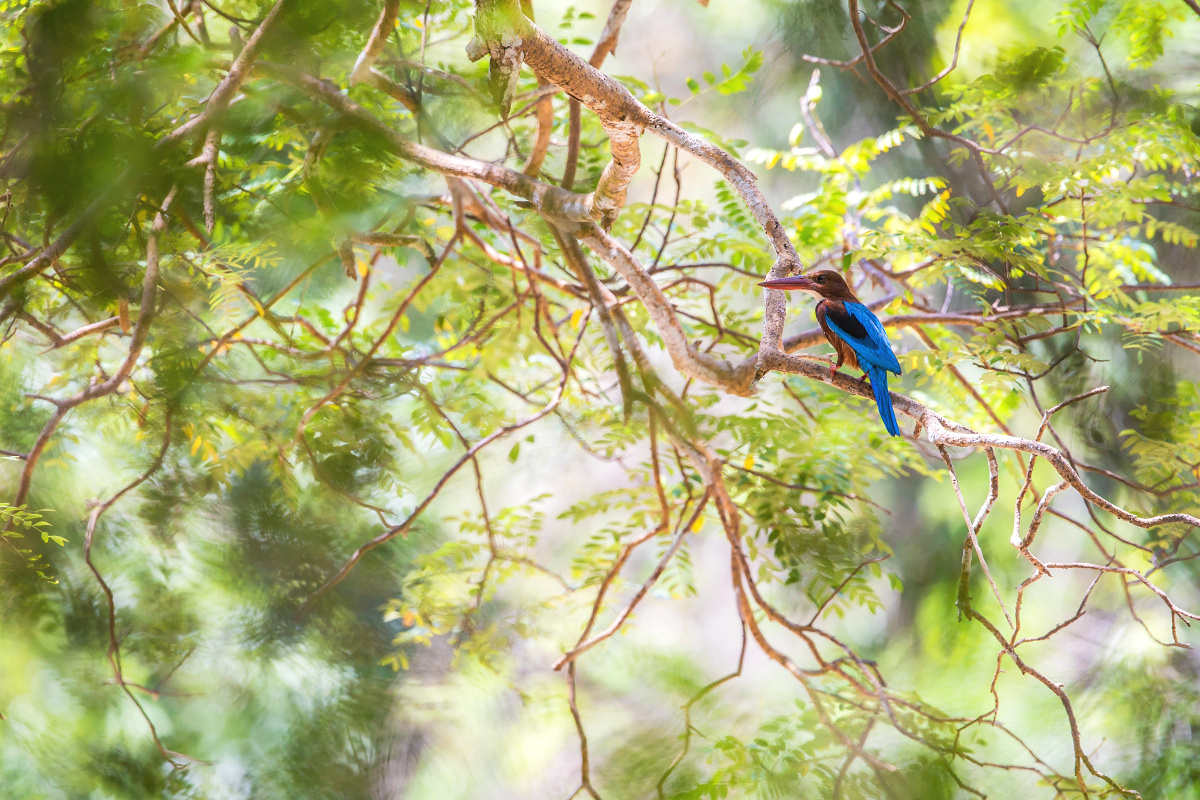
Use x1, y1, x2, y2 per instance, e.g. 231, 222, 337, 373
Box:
857, 371, 870, 387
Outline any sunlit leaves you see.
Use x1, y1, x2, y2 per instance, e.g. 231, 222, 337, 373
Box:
0, 503, 61, 582
995, 46, 1068, 90
682, 47, 764, 101
1114, 0, 1184, 69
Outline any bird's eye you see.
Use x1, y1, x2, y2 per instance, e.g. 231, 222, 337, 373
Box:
816, 275, 825, 283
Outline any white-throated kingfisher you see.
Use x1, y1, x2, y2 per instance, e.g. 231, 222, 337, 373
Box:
759, 270, 903, 437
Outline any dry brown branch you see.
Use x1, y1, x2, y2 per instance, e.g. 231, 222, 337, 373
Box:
552, 224, 635, 413
515, 1, 557, 177
16, 311, 64, 346
1046, 561, 1200, 644
1013, 568, 1103, 646
201, 128, 220, 233
726, 537, 900, 774
522, 74, 554, 176
0, 206, 104, 301
959, 581, 1144, 796
8, 189, 176, 516
601, 424, 926, 779
361, 67, 419, 110
461, 223, 578, 293
468, 2, 800, 265
469, 3, 645, 222
593, 119, 642, 229
1011, 387, 1109, 554
578, 224, 749, 391
801, 0, 909, 69
901, 0, 976, 95
562, 99, 584, 192
928, 417, 1199, 530
590, 0, 633, 65
841, 0, 1004, 209
939, 445, 1010, 626
47, 316, 122, 349
170, 0, 293, 141
350, 0, 400, 86
566, 662, 602, 799
560, 0, 634, 189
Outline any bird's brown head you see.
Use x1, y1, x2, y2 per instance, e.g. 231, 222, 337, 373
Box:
757, 269, 859, 301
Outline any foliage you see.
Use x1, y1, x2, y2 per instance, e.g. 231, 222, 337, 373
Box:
1, 0, 1199, 798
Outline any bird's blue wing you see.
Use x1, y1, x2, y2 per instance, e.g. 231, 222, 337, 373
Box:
823, 302, 902, 375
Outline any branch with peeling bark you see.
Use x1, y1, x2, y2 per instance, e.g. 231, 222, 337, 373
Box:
8, 189, 176, 517
5, 1, 1195, 792
435, 10, 1195, 794
263, 0, 1197, 717
488, 0, 1200, 553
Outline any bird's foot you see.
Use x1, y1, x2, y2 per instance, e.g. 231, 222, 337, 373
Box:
857, 373, 870, 387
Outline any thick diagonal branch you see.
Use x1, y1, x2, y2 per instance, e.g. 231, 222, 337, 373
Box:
472, 2, 797, 263
259, 63, 597, 221
350, 0, 400, 86
577, 224, 749, 393
170, 0, 294, 141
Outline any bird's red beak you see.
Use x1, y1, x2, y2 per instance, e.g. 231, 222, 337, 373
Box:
757, 275, 817, 291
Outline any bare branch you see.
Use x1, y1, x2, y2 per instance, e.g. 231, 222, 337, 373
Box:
901, 0, 976, 95
578, 224, 749, 392
350, 0, 400, 86
939, 445, 1011, 628
170, 0, 294, 142
259, 62, 597, 222
9, 189, 177, 514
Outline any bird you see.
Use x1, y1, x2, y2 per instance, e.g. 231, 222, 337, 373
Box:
758, 269, 903, 437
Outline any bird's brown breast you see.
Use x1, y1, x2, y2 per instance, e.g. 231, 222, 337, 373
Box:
816, 301, 860, 371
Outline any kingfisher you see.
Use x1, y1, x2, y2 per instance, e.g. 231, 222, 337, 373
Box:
759, 270, 903, 437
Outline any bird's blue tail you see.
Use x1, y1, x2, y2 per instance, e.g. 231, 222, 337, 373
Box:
867, 365, 901, 437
